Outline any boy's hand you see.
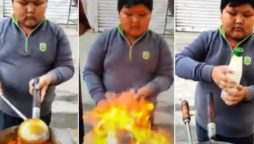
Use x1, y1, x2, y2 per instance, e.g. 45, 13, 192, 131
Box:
211, 65, 230, 89
135, 86, 152, 100
29, 74, 53, 102
221, 85, 249, 106
96, 99, 108, 107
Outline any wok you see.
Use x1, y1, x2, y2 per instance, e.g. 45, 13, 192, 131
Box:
0, 79, 74, 144
197, 141, 232, 144
0, 126, 61, 144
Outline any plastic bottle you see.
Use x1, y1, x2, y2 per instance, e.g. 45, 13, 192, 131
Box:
221, 47, 243, 96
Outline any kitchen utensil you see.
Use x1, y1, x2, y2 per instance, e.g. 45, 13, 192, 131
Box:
0, 95, 27, 120
181, 100, 193, 144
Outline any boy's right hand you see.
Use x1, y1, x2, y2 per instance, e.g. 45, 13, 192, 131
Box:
211, 65, 230, 90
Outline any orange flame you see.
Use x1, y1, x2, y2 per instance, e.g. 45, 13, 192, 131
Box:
7, 140, 20, 144
7, 139, 51, 144
84, 91, 172, 144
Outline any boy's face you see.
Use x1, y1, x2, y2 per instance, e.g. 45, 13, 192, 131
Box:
119, 4, 151, 38
12, 0, 47, 29
221, 4, 254, 41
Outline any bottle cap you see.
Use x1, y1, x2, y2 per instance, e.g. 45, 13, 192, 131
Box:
233, 47, 243, 57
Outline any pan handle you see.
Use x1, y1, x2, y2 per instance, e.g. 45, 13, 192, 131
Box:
181, 100, 193, 144
181, 100, 191, 124
207, 92, 216, 141
32, 77, 41, 118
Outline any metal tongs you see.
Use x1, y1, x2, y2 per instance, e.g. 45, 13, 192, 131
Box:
0, 82, 28, 120
0, 96, 28, 120
0, 78, 41, 120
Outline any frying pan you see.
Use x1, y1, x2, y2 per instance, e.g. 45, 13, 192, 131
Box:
0, 78, 74, 144
0, 126, 61, 144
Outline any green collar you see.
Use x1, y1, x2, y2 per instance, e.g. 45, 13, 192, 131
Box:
219, 26, 226, 38
117, 25, 125, 37
11, 15, 19, 26
219, 26, 253, 48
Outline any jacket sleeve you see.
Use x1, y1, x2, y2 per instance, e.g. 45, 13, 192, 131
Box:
247, 86, 254, 101
145, 37, 174, 96
48, 27, 74, 85
175, 32, 214, 82
83, 35, 106, 103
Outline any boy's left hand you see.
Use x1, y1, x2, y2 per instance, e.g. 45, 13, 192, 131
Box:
221, 85, 249, 106
29, 74, 53, 102
135, 86, 152, 100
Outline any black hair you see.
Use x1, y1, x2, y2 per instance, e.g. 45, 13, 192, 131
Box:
117, 0, 153, 12
12, 0, 48, 2
220, 0, 254, 12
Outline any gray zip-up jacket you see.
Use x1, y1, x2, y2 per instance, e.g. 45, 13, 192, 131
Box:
176, 28, 254, 137
0, 17, 74, 118
84, 27, 173, 103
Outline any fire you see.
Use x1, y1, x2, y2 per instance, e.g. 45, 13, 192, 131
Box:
7, 140, 21, 144
7, 139, 51, 144
84, 91, 172, 144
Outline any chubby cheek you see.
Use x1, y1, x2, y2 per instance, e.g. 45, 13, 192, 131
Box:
121, 23, 132, 33
38, 8, 46, 16
221, 16, 233, 29
221, 23, 235, 36
245, 22, 254, 33
222, 24, 232, 34
13, 10, 25, 20
244, 27, 254, 36
36, 12, 46, 21
140, 21, 150, 30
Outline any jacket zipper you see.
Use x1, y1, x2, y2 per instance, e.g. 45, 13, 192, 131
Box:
117, 26, 148, 61
12, 16, 45, 54
122, 33, 147, 61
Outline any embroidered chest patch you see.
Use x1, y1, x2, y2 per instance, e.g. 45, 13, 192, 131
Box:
244, 56, 251, 66
39, 43, 47, 52
142, 51, 150, 60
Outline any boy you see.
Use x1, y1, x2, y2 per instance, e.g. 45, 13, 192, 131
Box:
84, 0, 173, 110
0, 0, 74, 129
176, 0, 254, 143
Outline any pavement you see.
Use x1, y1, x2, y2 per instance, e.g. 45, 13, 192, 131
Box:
79, 31, 175, 142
